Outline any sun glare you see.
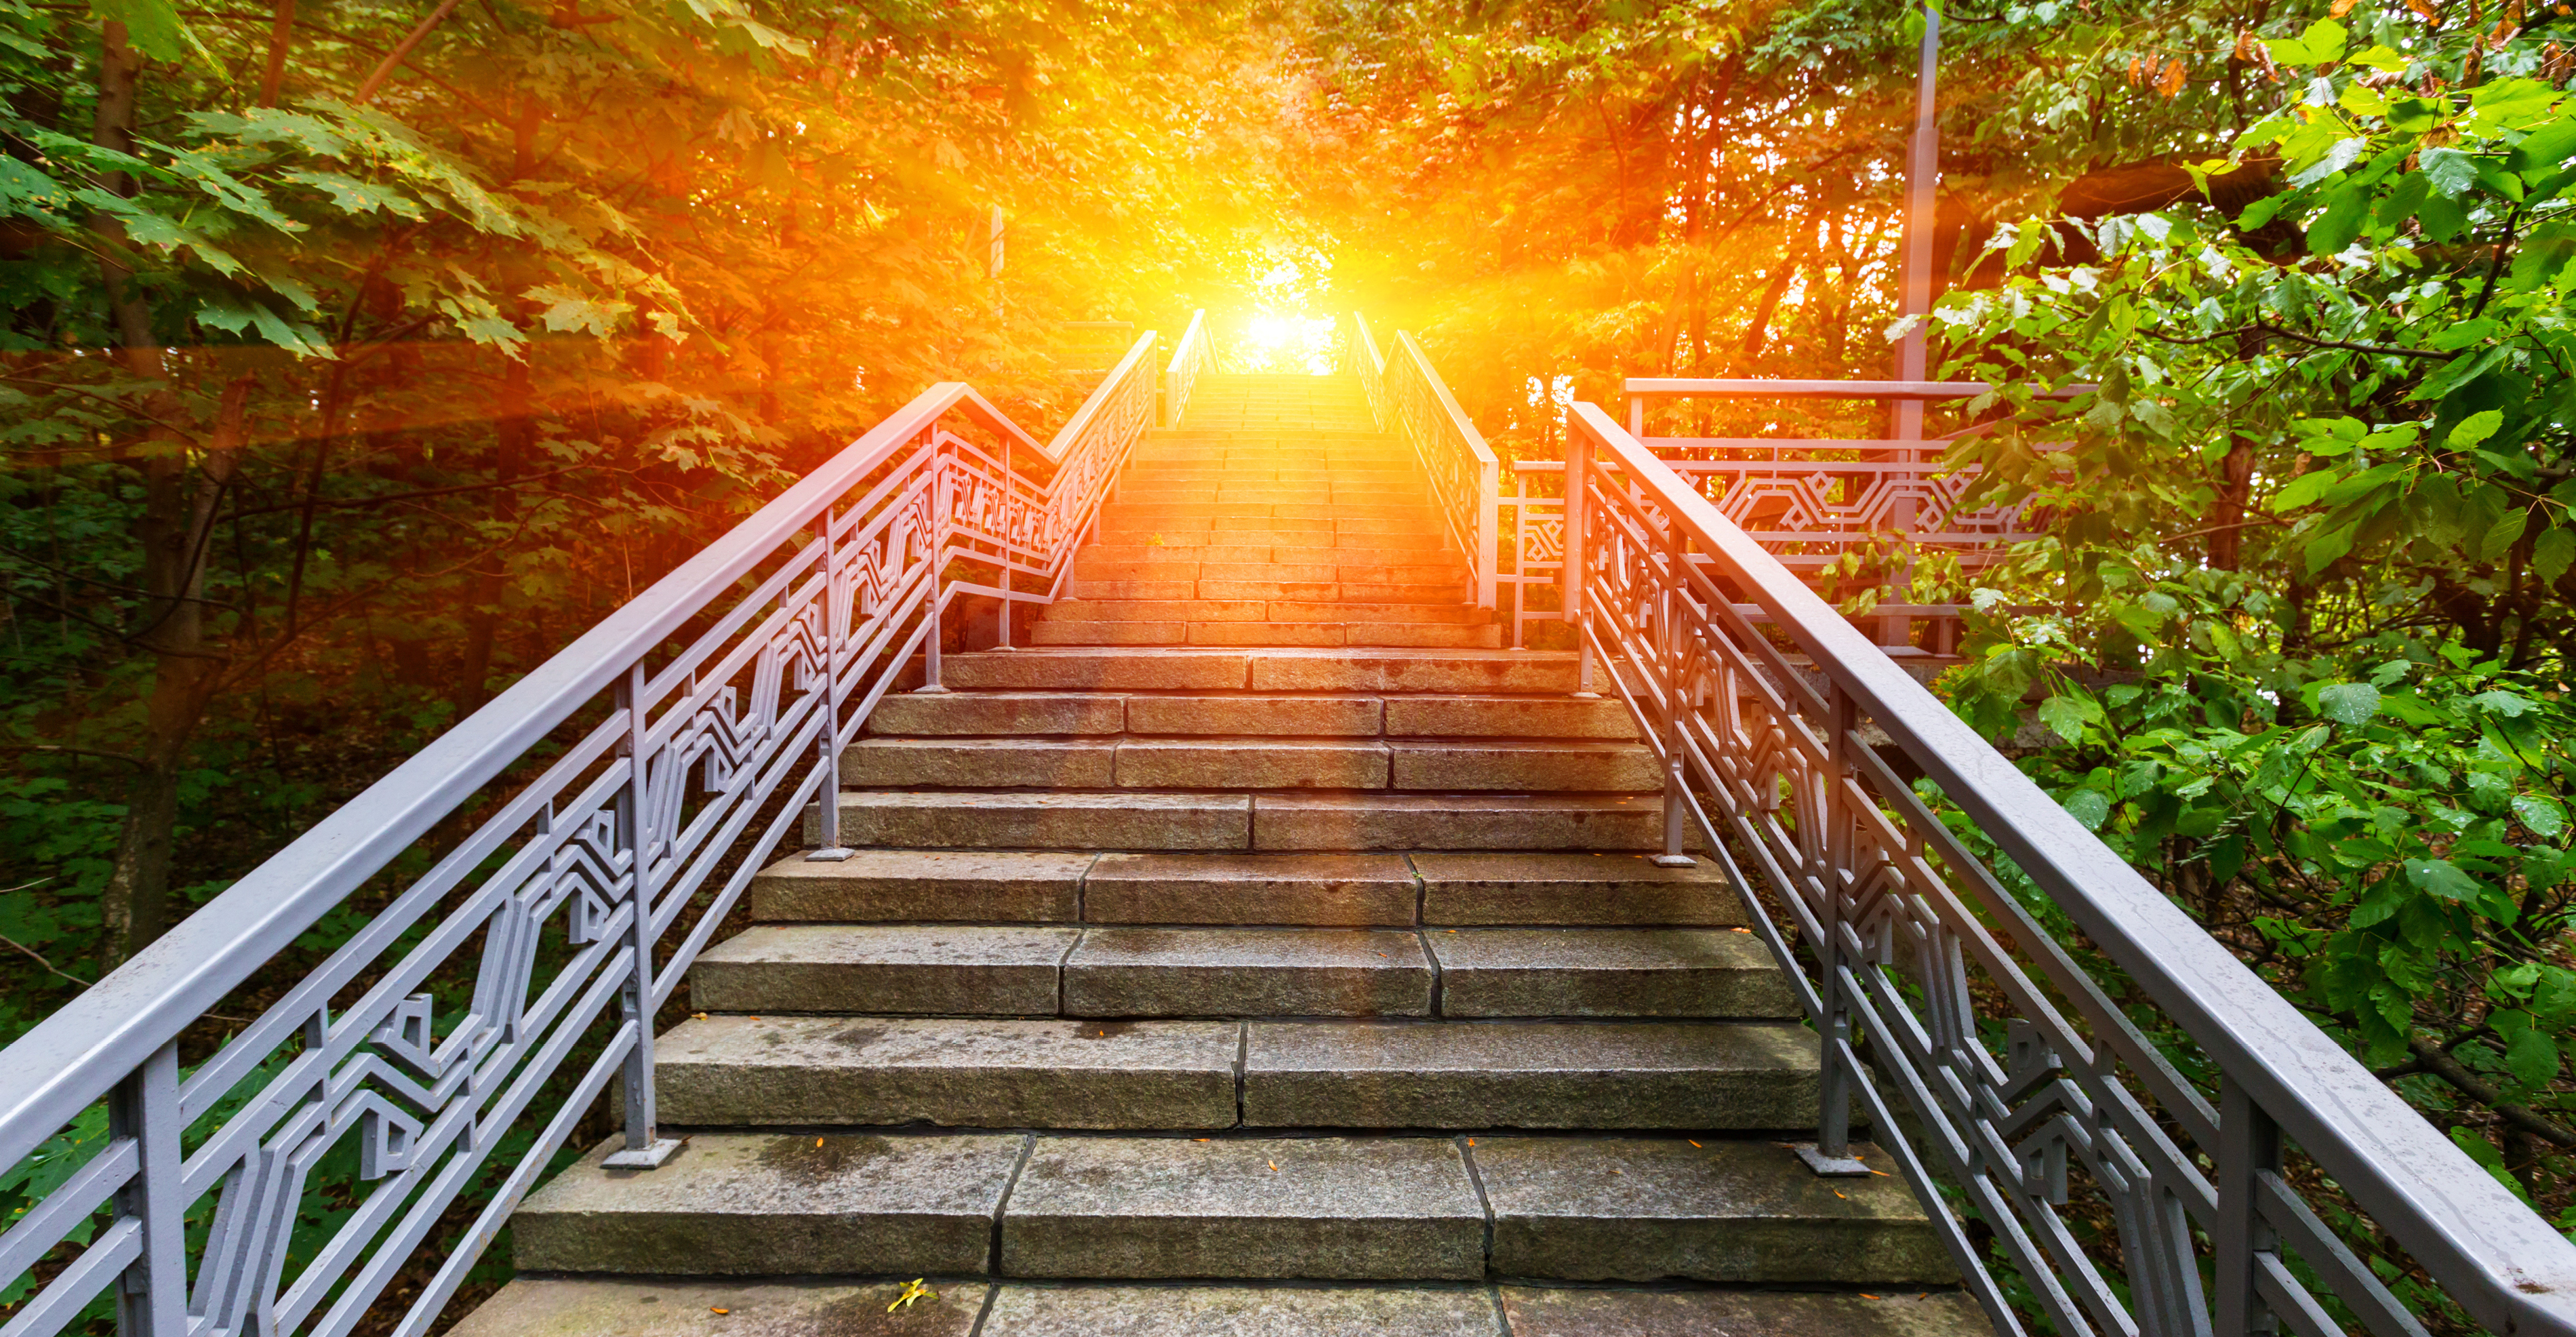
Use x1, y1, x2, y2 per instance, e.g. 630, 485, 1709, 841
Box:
1239, 311, 1336, 375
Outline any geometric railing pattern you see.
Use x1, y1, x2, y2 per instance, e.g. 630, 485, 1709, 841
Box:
1558, 399, 2576, 1337
0, 332, 1165, 1337
1350, 313, 1499, 607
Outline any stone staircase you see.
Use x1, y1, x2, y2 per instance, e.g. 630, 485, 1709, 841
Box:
456, 376, 1986, 1337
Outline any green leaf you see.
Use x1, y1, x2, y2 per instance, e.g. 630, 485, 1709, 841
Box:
2308, 180, 2372, 254
2318, 681, 2381, 724
2036, 694, 2087, 744
2304, 524, 2358, 574
2534, 526, 2574, 582
2061, 788, 2112, 830
2403, 857, 2482, 902
2271, 467, 2339, 513
2420, 148, 2482, 198
2514, 793, 2569, 837
2468, 689, 2535, 716
2477, 509, 2527, 563
2448, 409, 2504, 448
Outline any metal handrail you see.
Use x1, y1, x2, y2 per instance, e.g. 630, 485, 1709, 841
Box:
0, 333, 1161, 1337
1557, 399, 2576, 1337
1348, 314, 1498, 607
1162, 310, 1211, 427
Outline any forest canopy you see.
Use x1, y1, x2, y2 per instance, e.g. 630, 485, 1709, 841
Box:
1, 0, 2571, 1324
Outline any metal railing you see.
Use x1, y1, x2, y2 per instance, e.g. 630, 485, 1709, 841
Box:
1349, 314, 1498, 607
1557, 399, 2576, 1337
1161, 310, 1212, 428
0, 332, 1162, 1337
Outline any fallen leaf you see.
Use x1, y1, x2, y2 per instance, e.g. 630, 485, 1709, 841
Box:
710, 1308, 729, 1315
816, 1138, 824, 1147
1688, 1140, 1702, 1148
888, 1279, 935, 1313
1268, 1159, 1279, 1171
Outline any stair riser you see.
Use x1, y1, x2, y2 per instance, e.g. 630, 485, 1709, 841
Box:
1077, 545, 1466, 567
657, 1018, 1820, 1131
511, 1134, 1945, 1285
1067, 580, 1466, 603
747, 851, 1748, 928
840, 740, 1657, 792
935, 651, 1579, 694
819, 795, 1661, 852
1042, 600, 1488, 625
1028, 622, 1504, 649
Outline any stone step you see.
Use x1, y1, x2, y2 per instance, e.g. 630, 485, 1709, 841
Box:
1074, 557, 1468, 586
822, 790, 1661, 850
746, 850, 1747, 928
837, 738, 1658, 791
1079, 543, 1465, 568
864, 692, 1634, 740
510, 1132, 1944, 1284
1027, 620, 1504, 650
1068, 579, 1467, 603
1089, 527, 1451, 553
1102, 497, 1438, 519
935, 647, 1579, 694
1038, 599, 1488, 626
690, 926, 1785, 1019
656, 1015, 1816, 1131
455, 1277, 1992, 1337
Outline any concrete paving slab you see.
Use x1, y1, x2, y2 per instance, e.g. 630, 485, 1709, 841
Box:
689, 925, 1079, 1015
1242, 1020, 1818, 1129
1412, 853, 1748, 926
747, 850, 1087, 923
1000, 1136, 1485, 1279
1429, 930, 1798, 1018
449, 1278, 989, 1337
1064, 927, 1433, 1016
512, 1132, 1024, 1275
1469, 1138, 1949, 1283
656, 1015, 1239, 1129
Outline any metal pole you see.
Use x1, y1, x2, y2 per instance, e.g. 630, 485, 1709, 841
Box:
112, 1041, 182, 1337
603, 662, 679, 1168
2215, 1079, 2283, 1336
1653, 520, 1695, 869
917, 443, 950, 694
807, 507, 853, 862
1798, 681, 1870, 1176
1563, 426, 1596, 699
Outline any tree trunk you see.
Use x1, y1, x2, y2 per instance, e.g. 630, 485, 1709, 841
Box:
100, 379, 253, 968
456, 355, 531, 713
2209, 435, 2255, 570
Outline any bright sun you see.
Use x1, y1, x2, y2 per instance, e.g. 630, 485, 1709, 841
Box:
1239, 311, 1336, 374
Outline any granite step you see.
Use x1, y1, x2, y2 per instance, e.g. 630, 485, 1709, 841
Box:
1026, 620, 1504, 649
933, 648, 1579, 694
1068, 579, 1468, 603
1076, 543, 1469, 569
1085, 527, 1451, 553
654, 1015, 1817, 1131
819, 790, 1662, 851
688, 926, 1787, 1019
454, 1278, 1993, 1337
743, 850, 1748, 928
1072, 557, 1468, 586
836, 737, 1659, 791
509, 1132, 1946, 1284
862, 692, 1636, 740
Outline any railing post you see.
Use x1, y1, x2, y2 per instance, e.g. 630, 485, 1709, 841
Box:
807, 506, 853, 863
605, 662, 679, 1168
2215, 1078, 2282, 1336
1475, 458, 1498, 611
1653, 519, 1694, 868
1563, 425, 1595, 698
917, 440, 950, 694
1798, 680, 1870, 1176
112, 1039, 182, 1337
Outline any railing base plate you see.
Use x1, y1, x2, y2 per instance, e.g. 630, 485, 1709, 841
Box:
804, 847, 856, 863
1649, 854, 1697, 869
1792, 1144, 1874, 1177
603, 1138, 684, 1170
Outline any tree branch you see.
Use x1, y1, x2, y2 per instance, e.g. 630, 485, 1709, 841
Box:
2141, 318, 2455, 361
2408, 1034, 2576, 1148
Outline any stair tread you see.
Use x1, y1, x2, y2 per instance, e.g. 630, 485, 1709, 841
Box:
508, 1132, 1943, 1283
455, 1278, 1993, 1337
